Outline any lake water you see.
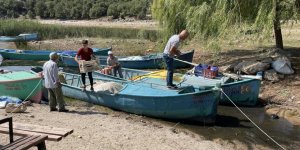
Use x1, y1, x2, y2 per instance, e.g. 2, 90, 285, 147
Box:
165, 105, 300, 149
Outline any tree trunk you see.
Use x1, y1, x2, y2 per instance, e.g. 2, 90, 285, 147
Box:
273, 0, 283, 49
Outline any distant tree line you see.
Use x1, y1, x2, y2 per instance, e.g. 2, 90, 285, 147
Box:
0, 0, 150, 19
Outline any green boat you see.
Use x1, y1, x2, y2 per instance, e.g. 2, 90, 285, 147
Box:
0, 71, 43, 103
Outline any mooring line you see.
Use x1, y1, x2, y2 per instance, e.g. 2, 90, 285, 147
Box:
9, 78, 43, 114
220, 89, 286, 150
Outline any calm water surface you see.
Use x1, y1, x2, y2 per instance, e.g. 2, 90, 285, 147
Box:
167, 105, 300, 150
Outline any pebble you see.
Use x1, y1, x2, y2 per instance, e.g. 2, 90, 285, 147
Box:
271, 114, 279, 119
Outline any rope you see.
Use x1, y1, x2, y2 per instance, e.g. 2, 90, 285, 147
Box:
23, 79, 43, 102
220, 89, 286, 150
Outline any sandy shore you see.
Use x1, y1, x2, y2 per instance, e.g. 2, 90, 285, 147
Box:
0, 101, 271, 150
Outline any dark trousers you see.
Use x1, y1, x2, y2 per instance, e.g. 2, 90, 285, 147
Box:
113, 66, 123, 78
163, 54, 174, 86
81, 72, 93, 87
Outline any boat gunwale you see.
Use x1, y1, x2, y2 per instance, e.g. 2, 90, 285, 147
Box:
62, 72, 219, 98
97, 49, 195, 62
0, 76, 42, 83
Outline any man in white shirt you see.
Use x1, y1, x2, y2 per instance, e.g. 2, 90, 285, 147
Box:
43, 52, 68, 112
163, 30, 189, 89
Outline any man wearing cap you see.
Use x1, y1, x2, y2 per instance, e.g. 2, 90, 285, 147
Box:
43, 52, 68, 112
163, 30, 189, 89
107, 51, 123, 78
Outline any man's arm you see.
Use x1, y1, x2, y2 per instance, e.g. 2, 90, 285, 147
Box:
169, 46, 181, 56
74, 54, 79, 63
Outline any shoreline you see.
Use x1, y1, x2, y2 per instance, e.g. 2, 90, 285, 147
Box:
0, 102, 269, 150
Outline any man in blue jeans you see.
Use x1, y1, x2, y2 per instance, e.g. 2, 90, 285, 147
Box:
163, 30, 189, 89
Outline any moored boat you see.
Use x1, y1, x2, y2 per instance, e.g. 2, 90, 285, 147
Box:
93, 67, 261, 106
61, 72, 220, 123
0, 33, 38, 42
182, 74, 261, 106
0, 71, 42, 103
0, 47, 110, 61
61, 50, 194, 68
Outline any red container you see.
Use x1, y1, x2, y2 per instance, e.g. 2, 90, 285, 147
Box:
203, 66, 218, 79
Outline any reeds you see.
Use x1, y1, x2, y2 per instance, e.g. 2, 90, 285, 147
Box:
0, 19, 159, 41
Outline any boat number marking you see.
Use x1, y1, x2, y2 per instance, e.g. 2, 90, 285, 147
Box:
240, 85, 251, 94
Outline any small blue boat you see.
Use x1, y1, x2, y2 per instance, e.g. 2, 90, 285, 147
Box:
61, 72, 220, 123
0, 33, 38, 42
182, 74, 261, 106
0, 48, 110, 61
93, 67, 261, 106
61, 50, 194, 69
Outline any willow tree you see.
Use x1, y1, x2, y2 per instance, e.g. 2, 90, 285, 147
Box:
152, 0, 299, 49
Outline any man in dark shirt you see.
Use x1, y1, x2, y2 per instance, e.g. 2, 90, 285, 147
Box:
75, 40, 95, 91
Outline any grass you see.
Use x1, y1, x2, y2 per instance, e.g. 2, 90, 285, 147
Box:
0, 19, 160, 41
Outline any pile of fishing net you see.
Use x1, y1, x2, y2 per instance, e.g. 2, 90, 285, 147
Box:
91, 81, 123, 94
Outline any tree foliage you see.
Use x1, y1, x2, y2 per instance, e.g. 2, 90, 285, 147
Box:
152, 0, 299, 47
0, 0, 151, 20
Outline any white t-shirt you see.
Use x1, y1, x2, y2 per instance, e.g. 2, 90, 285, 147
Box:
163, 35, 180, 57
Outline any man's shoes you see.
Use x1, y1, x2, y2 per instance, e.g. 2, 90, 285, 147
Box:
90, 87, 94, 91
50, 108, 58, 112
80, 85, 86, 91
58, 108, 69, 112
167, 84, 178, 89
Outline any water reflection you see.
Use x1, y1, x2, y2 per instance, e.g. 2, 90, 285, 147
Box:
180, 106, 300, 149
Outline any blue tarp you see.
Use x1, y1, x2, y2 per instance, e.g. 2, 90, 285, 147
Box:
0, 96, 22, 104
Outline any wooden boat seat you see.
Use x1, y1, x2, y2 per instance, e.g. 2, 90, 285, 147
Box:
1, 135, 47, 150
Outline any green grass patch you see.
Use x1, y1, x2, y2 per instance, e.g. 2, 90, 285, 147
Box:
0, 19, 160, 41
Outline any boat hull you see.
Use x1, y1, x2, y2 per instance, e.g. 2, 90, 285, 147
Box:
93, 67, 260, 106
0, 48, 110, 61
183, 75, 261, 106
62, 73, 219, 123
62, 50, 194, 69
0, 71, 42, 103
0, 33, 38, 42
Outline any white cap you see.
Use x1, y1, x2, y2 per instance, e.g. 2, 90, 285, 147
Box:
108, 51, 113, 55
49, 52, 58, 60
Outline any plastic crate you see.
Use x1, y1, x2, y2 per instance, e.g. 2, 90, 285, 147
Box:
203, 66, 218, 79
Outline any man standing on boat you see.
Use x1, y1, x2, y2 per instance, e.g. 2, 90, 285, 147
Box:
107, 51, 123, 78
163, 30, 189, 89
75, 40, 95, 91
43, 52, 69, 112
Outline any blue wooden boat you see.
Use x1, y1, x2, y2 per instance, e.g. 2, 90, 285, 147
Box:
0, 33, 38, 42
93, 67, 261, 106
0, 48, 110, 61
61, 72, 220, 123
61, 50, 194, 68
